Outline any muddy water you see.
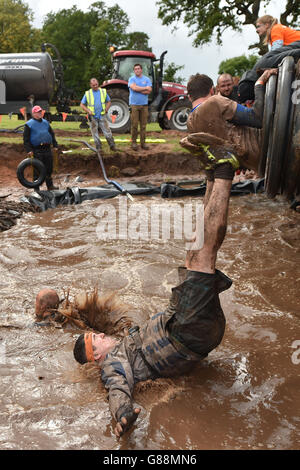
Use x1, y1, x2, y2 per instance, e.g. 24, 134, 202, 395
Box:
0, 192, 299, 450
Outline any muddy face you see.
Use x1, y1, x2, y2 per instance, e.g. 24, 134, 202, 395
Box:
0, 191, 299, 450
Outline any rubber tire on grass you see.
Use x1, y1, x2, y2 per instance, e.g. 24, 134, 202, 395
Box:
258, 74, 277, 178
17, 158, 46, 189
265, 56, 295, 198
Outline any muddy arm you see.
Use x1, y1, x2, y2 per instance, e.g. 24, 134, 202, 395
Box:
231, 85, 265, 128
231, 69, 278, 128
101, 344, 137, 435
23, 124, 33, 153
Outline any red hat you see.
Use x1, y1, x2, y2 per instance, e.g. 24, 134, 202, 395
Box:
32, 105, 43, 113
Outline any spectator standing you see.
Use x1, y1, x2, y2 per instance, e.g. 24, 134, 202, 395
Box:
80, 78, 117, 153
128, 64, 152, 151
23, 105, 59, 190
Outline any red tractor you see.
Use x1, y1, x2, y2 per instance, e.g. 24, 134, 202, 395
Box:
101, 49, 191, 133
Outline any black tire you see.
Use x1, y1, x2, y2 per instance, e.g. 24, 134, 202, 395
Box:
168, 99, 192, 131
158, 114, 171, 130
106, 88, 131, 133
17, 158, 46, 189
265, 56, 295, 198
281, 95, 300, 199
258, 74, 277, 177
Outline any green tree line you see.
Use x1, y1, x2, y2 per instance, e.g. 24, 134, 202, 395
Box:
0, 0, 152, 98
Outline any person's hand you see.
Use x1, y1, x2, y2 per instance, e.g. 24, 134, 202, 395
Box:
27, 151, 33, 157
256, 68, 278, 86
114, 407, 141, 438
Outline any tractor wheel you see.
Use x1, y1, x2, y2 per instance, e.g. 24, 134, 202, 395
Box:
158, 114, 171, 130
106, 88, 131, 133
265, 56, 295, 198
167, 99, 191, 132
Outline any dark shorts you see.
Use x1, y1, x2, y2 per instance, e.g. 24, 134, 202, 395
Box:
167, 269, 232, 356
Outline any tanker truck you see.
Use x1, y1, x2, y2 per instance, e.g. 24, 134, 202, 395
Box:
0, 43, 74, 120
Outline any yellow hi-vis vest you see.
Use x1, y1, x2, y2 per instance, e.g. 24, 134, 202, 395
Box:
85, 88, 107, 116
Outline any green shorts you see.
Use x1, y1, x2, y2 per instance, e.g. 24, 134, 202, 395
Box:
167, 269, 232, 356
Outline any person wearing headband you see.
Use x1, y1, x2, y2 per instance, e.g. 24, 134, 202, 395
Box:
73, 167, 237, 437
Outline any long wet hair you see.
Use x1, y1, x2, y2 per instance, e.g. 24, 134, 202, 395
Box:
256, 15, 279, 45
54, 289, 132, 336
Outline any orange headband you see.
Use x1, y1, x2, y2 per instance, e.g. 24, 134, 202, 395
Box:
84, 333, 94, 362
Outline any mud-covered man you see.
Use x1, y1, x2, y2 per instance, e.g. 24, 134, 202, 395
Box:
180, 69, 278, 178
72, 156, 237, 437
128, 64, 152, 151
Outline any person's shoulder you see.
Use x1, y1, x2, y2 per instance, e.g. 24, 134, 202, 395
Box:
272, 23, 285, 33
200, 95, 228, 106
271, 23, 286, 38
143, 75, 152, 84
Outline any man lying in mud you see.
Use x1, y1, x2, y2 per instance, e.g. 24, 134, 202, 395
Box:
68, 160, 237, 437
180, 69, 278, 175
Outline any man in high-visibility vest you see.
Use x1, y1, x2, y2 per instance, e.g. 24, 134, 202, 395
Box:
80, 78, 117, 152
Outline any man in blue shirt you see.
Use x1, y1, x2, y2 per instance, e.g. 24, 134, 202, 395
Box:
128, 64, 152, 151
80, 78, 117, 152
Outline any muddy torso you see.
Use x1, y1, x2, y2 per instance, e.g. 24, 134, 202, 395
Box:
188, 95, 262, 171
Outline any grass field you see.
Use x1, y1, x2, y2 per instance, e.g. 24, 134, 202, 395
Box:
0, 114, 187, 153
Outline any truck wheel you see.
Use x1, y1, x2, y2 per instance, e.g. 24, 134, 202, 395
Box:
167, 100, 191, 131
265, 56, 295, 198
106, 88, 131, 133
17, 158, 46, 189
258, 74, 277, 178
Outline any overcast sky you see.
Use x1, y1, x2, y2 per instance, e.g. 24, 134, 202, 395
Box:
27, 0, 285, 83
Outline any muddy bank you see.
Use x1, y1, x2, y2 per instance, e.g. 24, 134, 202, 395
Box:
0, 142, 202, 190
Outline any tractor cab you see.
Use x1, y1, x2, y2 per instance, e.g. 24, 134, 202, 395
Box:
111, 50, 157, 102
102, 48, 191, 133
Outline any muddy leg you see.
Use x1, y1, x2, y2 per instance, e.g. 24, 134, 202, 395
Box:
203, 179, 214, 208
185, 178, 232, 273
89, 118, 102, 150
